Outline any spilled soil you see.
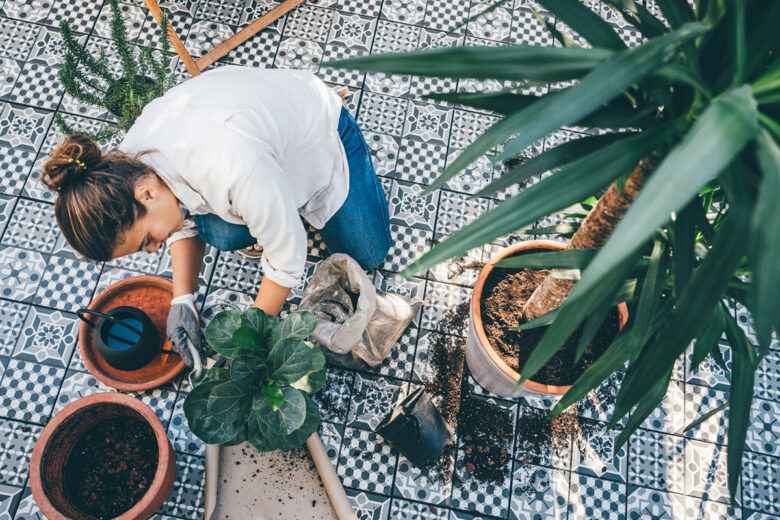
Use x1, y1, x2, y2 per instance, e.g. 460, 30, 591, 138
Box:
481, 250, 619, 386
63, 416, 158, 520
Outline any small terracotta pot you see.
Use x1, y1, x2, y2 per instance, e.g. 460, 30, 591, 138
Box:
30, 392, 176, 520
465, 240, 628, 398
79, 275, 186, 391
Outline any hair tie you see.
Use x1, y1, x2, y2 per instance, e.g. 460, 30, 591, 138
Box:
67, 157, 86, 170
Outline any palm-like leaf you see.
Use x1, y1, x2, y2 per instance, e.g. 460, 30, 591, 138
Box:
327, 0, 779, 501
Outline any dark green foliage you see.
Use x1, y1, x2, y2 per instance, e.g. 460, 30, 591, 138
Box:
184, 309, 323, 452
55, 0, 176, 142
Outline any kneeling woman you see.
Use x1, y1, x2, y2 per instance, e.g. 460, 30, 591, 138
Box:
43, 66, 391, 365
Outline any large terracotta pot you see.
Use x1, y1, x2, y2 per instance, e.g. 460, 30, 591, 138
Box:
30, 392, 176, 520
465, 240, 629, 398
79, 275, 186, 391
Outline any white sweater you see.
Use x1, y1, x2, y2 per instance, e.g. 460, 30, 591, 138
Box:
119, 66, 349, 288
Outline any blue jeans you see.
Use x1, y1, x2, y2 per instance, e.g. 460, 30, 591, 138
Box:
194, 108, 392, 270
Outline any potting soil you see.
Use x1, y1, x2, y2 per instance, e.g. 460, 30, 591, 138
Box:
63, 416, 158, 519
456, 397, 512, 484
481, 256, 620, 386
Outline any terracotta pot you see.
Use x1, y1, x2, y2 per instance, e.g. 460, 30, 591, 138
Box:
466, 240, 629, 398
79, 275, 186, 391
30, 392, 176, 520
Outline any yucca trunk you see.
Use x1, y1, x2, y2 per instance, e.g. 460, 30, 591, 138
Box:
521, 159, 652, 322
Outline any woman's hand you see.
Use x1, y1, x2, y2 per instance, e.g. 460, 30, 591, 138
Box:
166, 294, 202, 367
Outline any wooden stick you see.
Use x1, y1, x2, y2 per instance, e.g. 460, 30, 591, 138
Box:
203, 444, 219, 520
142, 0, 201, 76
306, 433, 357, 520
195, 0, 307, 71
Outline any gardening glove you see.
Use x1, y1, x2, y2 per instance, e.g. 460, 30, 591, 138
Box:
167, 294, 206, 367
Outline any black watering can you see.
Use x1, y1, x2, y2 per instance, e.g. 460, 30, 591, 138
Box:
77, 306, 166, 371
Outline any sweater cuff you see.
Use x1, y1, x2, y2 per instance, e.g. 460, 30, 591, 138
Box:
261, 254, 303, 289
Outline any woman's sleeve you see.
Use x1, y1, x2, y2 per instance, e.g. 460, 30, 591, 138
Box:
166, 215, 198, 246
229, 151, 308, 289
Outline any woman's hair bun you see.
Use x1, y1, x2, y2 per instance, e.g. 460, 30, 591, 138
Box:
42, 134, 103, 192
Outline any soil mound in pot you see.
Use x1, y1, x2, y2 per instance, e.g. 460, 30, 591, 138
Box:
62, 416, 158, 519
481, 249, 619, 386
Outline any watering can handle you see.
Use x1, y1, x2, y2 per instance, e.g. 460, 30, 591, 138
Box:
76, 308, 145, 337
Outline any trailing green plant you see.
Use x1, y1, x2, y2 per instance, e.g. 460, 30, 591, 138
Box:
55, 0, 176, 142
325, 0, 779, 501
183, 308, 324, 451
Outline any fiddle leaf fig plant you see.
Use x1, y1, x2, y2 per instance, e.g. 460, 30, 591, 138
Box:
183, 308, 324, 451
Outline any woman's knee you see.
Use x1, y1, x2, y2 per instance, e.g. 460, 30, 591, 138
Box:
355, 229, 391, 271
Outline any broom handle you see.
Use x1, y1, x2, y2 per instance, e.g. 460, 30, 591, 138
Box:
306, 433, 357, 520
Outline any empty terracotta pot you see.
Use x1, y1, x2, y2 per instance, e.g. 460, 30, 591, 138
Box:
465, 240, 629, 398
30, 392, 176, 520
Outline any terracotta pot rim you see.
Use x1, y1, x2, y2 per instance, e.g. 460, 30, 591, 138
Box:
30, 392, 175, 520
79, 275, 185, 391
471, 239, 629, 396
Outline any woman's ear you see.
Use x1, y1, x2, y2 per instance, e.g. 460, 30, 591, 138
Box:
134, 182, 157, 205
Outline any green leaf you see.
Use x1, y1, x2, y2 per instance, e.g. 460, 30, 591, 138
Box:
476, 133, 630, 198
231, 355, 268, 388
241, 307, 275, 343
613, 366, 673, 451
750, 129, 780, 352
267, 338, 314, 384
495, 249, 597, 269
252, 387, 307, 435
183, 380, 219, 423
290, 369, 326, 395
724, 311, 756, 502
573, 290, 618, 363
728, 0, 746, 85
683, 400, 729, 433
402, 121, 680, 278
322, 45, 614, 83
232, 327, 265, 351
495, 23, 707, 164
203, 367, 231, 384
611, 189, 752, 425
602, 0, 669, 38
655, 0, 695, 28
204, 310, 243, 358
247, 412, 278, 452
690, 304, 727, 371
274, 311, 317, 342
308, 344, 326, 372
183, 381, 241, 445
628, 238, 669, 358
536, 0, 627, 50
275, 395, 321, 449
222, 423, 248, 447
673, 202, 696, 296
262, 383, 284, 411
207, 381, 251, 423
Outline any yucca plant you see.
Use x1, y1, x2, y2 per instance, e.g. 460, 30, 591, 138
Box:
326, 0, 779, 501
55, 0, 176, 141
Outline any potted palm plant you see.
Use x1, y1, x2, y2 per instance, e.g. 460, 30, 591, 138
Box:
325, 0, 779, 502
56, 0, 176, 141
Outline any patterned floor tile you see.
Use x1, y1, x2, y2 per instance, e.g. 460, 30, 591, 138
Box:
685, 383, 729, 445
9, 487, 46, 520
13, 306, 78, 367
380, 224, 432, 274
0, 58, 21, 99
403, 101, 452, 146
514, 404, 572, 471
742, 451, 779, 516
421, 281, 470, 331
509, 6, 554, 46
347, 488, 392, 520
312, 367, 355, 424
687, 340, 731, 391
468, 2, 513, 42
747, 398, 780, 457
160, 452, 205, 518
210, 249, 264, 292
373, 270, 427, 327
380, 0, 427, 25
338, 426, 397, 495
359, 93, 409, 138
434, 191, 493, 240
374, 325, 418, 380
0, 418, 42, 487
0, 301, 28, 357
509, 464, 568, 520
223, 22, 282, 68
168, 380, 204, 456
364, 72, 410, 98
0, 358, 63, 424
684, 496, 742, 520
319, 420, 343, 467
684, 440, 733, 505
1, 198, 58, 253
393, 451, 452, 505
423, 0, 469, 33
0, 195, 14, 237
755, 349, 780, 402
0, 146, 34, 196
629, 428, 686, 495
32, 255, 100, 310
0, 483, 23, 520
371, 20, 419, 54
626, 486, 686, 520
364, 131, 400, 177
428, 245, 483, 287
348, 372, 403, 430
7, 61, 62, 110
45, 0, 102, 33
641, 379, 686, 435
0, 18, 38, 60
274, 36, 324, 71
0, 0, 52, 24
568, 473, 626, 520
93, 1, 146, 40
0, 104, 52, 153
572, 418, 628, 482
451, 448, 512, 518
106, 248, 164, 274
0, 246, 47, 302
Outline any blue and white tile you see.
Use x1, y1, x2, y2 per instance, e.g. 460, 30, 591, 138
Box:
0, 195, 14, 237
13, 307, 78, 367
0, 18, 38, 60
423, 0, 469, 33
0, 146, 35, 196
684, 384, 729, 445
434, 190, 492, 240
0, 246, 47, 302
393, 451, 453, 506
93, 1, 146, 40
0, 198, 58, 253
628, 428, 686, 495
210, 250, 264, 293
626, 486, 686, 520
450, 451, 512, 518
747, 398, 780, 457
509, 464, 568, 520
7, 61, 63, 110
318, 420, 343, 466
347, 489, 391, 520
33, 255, 100, 310
0, 418, 42, 487
568, 473, 626, 520
372, 20, 419, 54
0, 104, 52, 152
313, 367, 355, 424
467, 1, 512, 42
168, 381, 204, 456
742, 451, 779, 516
0, 483, 23, 520
0, 301, 28, 357
403, 101, 452, 146
390, 499, 449, 519
687, 340, 731, 391
160, 452, 205, 519
274, 37, 324, 72
684, 496, 742, 520
420, 281, 470, 332
380, 0, 427, 25
0, 0, 52, 24
755, 348, 779, 402
388, 179, 439, 231
685, 440, 734, 505
572, 418, 628, 483
338, 426, 397, 495
348, 372, 403, 431
0, 58, 21, 99
358, 93, 409, 137
46, 0, 102, 33
374, 325, 418, 380
0, 358, 64, 424
641, 379, 686, 435
393, 136, 447, 186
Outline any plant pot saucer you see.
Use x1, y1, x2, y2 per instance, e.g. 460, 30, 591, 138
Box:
79, 275, 185, 391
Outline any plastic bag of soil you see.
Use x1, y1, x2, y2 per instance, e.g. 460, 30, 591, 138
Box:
299, 254, 423, 367
376, 387, 454, 467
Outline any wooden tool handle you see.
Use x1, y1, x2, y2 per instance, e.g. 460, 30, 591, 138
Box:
306, 433, 357, 520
